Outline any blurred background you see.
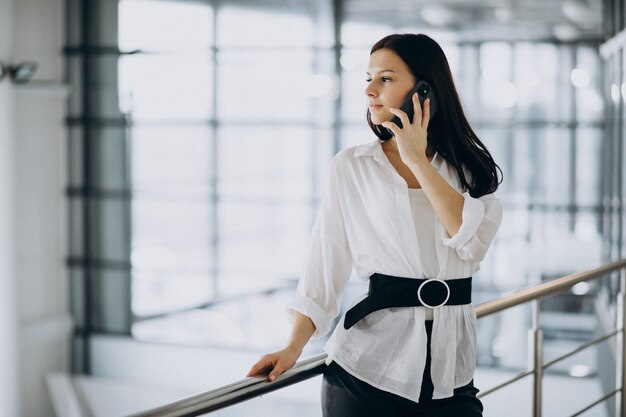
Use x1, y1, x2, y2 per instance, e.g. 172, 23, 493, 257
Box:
2, 0, 626, 415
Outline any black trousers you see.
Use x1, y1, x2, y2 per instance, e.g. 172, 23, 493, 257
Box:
321, 320, 484, 417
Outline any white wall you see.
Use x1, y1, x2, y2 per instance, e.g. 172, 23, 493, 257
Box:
0, 0, 69, 416
0, 0, 20, 415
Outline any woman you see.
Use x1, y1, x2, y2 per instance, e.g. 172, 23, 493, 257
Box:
247, 33, 503, 417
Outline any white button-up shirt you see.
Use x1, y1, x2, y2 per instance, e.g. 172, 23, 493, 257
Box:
286, 137, 503, 402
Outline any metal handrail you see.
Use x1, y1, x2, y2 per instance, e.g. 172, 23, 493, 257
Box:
128, 259, 626, 417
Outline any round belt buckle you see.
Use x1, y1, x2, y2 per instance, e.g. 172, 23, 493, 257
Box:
417, 279, 450, 308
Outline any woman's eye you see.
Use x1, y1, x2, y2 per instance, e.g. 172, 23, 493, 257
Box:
364, 77, 391, 83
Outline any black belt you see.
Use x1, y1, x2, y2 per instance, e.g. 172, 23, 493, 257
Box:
343, 273, 472, 330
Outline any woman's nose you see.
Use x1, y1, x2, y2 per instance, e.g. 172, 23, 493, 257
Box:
365, 83, 376, 97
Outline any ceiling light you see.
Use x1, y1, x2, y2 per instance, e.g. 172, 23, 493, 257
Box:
612, 84, 621, 103
571, 281, 590, 295
420, 5, 457, 27
568, 364, 592, 378
570, 68, 591, 88
553, 24, 579, 41
494, 7, 512, 23
562, 0, 593, 27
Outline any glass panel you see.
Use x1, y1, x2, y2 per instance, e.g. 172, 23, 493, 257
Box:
575, 46, 603, 123
131, 125, 213, 197
68, 126, 83, 188
218, 126, 312, 200
90, 126, 129, 190
65, 0, 82, 47
311, 128, 336, 189
340, 125, 377, 150
477, 304, 531, 369
217, 4, 315, 48
514, 42, 559, 122
457, 45, 480, 121
66, 56, 83, 117
543, 128, 571, 206
340, 19, 393, 48
69, 197, 84, 258
89, 54, 123, 118
89, 198, 131, 262
69, 267, 85, 329
341, 47, 371, 123
118, 0, 214, 52
119, 53, 213, 121
131, 199, 212, 269
91, 269, 131, 333
132, 271, 213, 317
216, 50, 314, 122
309, 49, 338, 126
530, 210, 600, 275
443, 41, 461, 79
218, 201, 309, 285
476, 372, 533, 417
89, 0, 120, 45
576, 128, 601, 206
479, 42, 515, 120
541, 291, 614, 417
556, 44, 575, 122
475, 127, 512, 198
574, 211, 603, 264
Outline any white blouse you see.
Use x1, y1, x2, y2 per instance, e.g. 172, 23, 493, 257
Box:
285, 137, 503, 403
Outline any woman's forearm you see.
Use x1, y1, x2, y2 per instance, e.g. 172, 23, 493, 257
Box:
247, 311, 316, 381
286, 311, 316, 353
407, 157, 464, 238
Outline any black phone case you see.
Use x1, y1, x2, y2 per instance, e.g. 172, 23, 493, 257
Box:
385, 80, 437, 134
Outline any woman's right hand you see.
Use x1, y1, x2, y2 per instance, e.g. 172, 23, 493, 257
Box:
246, 345, 302, 382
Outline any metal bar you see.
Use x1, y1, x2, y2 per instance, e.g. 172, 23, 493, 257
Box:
615, 269, 626, 417
64, 116, 606, 129
475, 369, 534, 399
79, 0, 93, 376
543, 329, 620, 369
475, 259, 626, 318
570, 388, 620, 417
600, 25, 626, 59
209, 0, 220, 304
126, 353, 328, 417
130, 260, 626, 417
532, 300, 543, 417
331, 0, 343, 156
569, 45, 578, 233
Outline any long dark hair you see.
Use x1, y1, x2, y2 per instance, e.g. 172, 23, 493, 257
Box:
367, 33, 502, 197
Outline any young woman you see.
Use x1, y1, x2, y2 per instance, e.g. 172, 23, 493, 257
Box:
247, 33, 503, 417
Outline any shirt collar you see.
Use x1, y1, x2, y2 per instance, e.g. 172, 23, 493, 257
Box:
354, 138, 442, 168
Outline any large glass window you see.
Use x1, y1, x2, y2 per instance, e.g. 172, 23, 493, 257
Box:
114, 0, 336, 350
68, 3, 609, 410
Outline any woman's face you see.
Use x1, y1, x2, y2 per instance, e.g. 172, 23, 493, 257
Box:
365, 48, 417, 126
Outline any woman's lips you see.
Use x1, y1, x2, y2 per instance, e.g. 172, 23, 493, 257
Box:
369, 104, 383, 111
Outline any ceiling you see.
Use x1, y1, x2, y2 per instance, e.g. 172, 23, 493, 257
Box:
344, 0, 603, 42
189, 0, 603, 43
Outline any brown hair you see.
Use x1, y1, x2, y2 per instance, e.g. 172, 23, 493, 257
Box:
367, 33, 502, 197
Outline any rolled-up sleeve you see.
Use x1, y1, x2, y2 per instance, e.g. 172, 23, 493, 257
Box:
285, 155, 354, 339
440, 191, 503, 263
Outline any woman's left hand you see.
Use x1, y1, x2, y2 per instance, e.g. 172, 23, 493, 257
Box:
382, 93, 430, 165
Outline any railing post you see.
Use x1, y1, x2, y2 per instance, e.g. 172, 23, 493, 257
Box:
618, 269, 626, 417
530, 299, 543, 417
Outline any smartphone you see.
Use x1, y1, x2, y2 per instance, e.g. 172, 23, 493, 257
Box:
385, 80, 437, 135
